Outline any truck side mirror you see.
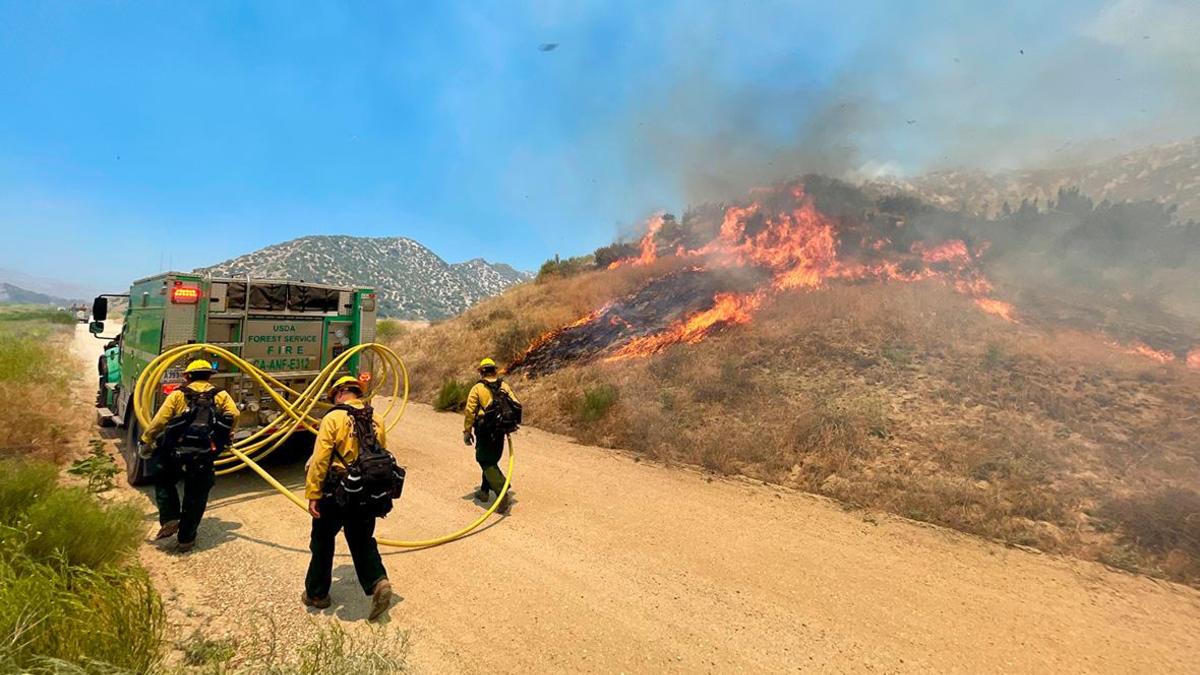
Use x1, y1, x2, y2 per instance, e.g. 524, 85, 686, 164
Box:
89, 320, 105, 335
92, 296, 108, 321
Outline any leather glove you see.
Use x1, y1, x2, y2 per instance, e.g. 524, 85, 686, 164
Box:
463, 431, 474, 446
137, 441, 154, 460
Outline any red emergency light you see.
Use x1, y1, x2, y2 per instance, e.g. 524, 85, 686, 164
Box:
171, 285, 201, 304
162, 383, 181, 395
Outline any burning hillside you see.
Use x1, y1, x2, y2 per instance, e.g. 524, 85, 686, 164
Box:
513, 183, 1015, 376
398, 175, 1200, 586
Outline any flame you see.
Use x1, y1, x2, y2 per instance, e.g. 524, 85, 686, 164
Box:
974, 298, 1017, 323
559, 184, 1024, 362
1128, 341, 1175, 364
609, 213, 665, 269
517, 303, 613, 362
1188, 348, 1200, 369
608, 291, 763, 360
1106, 339, 1177, 364
915, 240, 971, 267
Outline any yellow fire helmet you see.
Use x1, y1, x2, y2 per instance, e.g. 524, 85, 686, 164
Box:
327, 375, 364, 401
184, 359, 215, 374
478, 357, 497, 370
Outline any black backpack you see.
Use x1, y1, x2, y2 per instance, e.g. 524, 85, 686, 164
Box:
327, 404, 406, 518
163, 388, 234, 455
476, 379, 522, 435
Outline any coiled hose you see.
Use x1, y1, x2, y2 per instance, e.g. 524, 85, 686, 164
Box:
133, 342, 513, 549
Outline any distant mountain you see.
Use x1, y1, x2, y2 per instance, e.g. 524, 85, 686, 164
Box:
198, 235, 532, 319
0, 268, 94, 301
0, 282, 76, 306
867, 137, 1200, 222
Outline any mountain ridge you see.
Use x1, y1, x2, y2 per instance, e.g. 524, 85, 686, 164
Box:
865, 137, 1200, 222
0, 282, 80, 306
197, 234, 531, 320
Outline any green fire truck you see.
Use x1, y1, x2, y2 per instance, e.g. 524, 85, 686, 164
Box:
90, 272, 378, 484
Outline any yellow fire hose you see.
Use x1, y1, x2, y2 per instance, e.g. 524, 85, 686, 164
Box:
133, 342, 513, 549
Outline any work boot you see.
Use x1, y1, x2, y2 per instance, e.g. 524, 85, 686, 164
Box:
154, 520, 180, 540
369, 579, 393, 621
496, 493, 513, 515
301, 592, 332, 609
176, 540, 195, 553
473, 487, 490, 502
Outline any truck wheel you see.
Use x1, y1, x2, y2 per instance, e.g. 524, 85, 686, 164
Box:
123, 415, 153, 486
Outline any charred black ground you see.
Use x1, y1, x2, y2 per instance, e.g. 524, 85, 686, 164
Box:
510, 267, 765, 376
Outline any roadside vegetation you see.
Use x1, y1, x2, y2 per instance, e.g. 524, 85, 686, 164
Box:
0, 459, 163, 673
0, 317, 81, 463
173, 621, 409, 674
0, 313, 409, 673
0, 304, 77, 325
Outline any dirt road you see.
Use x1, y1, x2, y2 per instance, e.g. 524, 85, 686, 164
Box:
71, 325, 1200, 673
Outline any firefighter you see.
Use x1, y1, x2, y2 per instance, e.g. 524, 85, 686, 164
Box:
302, 376, 393, 621
462, 357, 519, 514
140, 359, 239, 552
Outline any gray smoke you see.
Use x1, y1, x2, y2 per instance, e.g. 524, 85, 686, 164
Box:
617, 0, 1200, 206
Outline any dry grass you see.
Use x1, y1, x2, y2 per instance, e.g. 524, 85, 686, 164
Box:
395, 276, 1200, 586
0, 323, 79, 462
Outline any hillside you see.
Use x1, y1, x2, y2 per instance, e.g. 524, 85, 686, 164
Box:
198, 235, 531, 319
0, 268, 94, 302
868, 137, 1200, 222
0, 282, 77, 306
391, 177, 1200, 587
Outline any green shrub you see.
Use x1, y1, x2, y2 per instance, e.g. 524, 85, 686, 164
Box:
67, 441, 120, 493
433, 380, 472, 412
578, 384, 618, 423
375, 319, 408, 344
0, 461, 58, 526
24, 488, 142, 569
593, 241, 639, 268
536, 254, 594, 282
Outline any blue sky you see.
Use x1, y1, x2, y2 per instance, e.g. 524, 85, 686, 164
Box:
1, 1, 1197, 293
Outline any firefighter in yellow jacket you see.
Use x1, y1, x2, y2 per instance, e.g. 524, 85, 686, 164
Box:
463, 357, 519, 514
140, 359, 239, 552
302, 375, 393, 621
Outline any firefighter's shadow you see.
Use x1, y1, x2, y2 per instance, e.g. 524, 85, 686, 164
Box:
197, 516, 244, 550
319, 564, 404, 622
459, 491, 519, 512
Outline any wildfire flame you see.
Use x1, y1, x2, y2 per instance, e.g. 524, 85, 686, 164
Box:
609, 291, 764, 361
599, 186, 1019, 359
515, 182, 1044, 371
1104, 339, 1180, 365
609, 212, 665, 269
974, 298, 1018, 323
1189, 348, 1200, 369
1130, 342, 1175, 364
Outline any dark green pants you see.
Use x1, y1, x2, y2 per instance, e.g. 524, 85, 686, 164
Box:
305, 499, 388, 599
153, 451, 215, 544
475, 430, 508, 495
